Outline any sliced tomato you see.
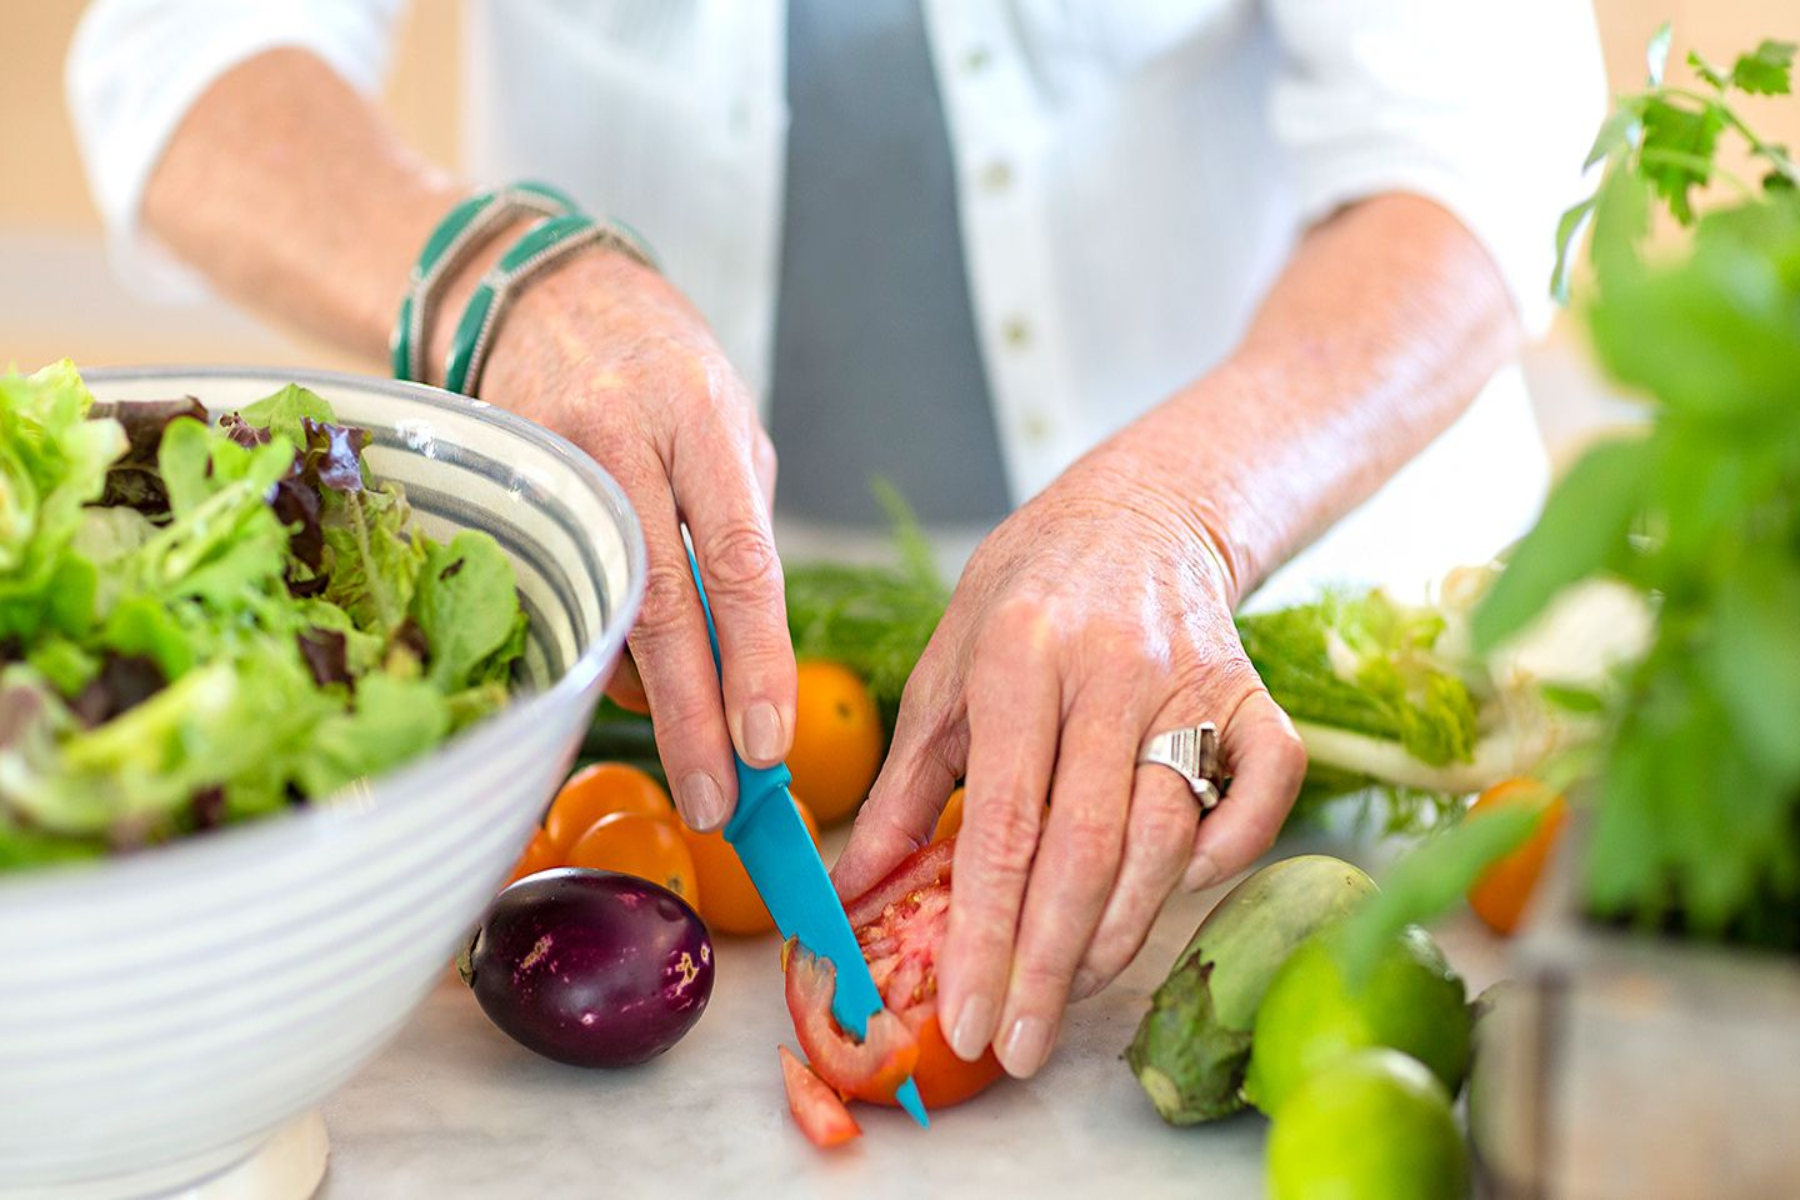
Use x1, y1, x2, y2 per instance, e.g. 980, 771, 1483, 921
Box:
845, 837, 956, 928
779, 1046, 862, 1149
786, 836, 1005, 1111
784, 940, 920, 1104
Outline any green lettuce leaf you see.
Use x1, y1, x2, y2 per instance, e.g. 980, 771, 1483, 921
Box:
411, 530, 522, 691
321, 483, 428, 643
0, 361, 126, 640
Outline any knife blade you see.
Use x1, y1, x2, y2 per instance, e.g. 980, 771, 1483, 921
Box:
683, 539, 929, 1128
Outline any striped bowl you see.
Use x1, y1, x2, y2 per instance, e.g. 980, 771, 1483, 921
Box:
0, 369, 646, 1197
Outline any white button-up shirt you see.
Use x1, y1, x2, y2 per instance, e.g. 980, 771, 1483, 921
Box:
69, 0, 1606, 605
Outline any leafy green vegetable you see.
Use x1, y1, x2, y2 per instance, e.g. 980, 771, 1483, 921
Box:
413, 531, 522, 692
0, 362, 125, 642
1476, 27, 1800, 948
0, 365, 529, 868
1240, 590, 1479, 769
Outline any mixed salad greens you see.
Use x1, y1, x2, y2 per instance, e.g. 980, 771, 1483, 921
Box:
0, 363, 526, 870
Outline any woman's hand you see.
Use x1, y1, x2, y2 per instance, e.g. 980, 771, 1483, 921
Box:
464, 247, 795, 832
832, 434, 1307, 1081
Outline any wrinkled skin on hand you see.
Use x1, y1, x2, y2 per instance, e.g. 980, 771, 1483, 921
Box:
477, 248, 794, 832
833, 446, 1307, 1081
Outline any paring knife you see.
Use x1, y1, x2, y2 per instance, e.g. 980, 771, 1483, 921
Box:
684, 539, 929, 1128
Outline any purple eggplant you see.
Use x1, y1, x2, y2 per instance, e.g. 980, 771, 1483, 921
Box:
459, 868, 714, 1067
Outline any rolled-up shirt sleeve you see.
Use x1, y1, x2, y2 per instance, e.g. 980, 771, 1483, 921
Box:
1266, 0, 1607, 335
66, 0, 405, 299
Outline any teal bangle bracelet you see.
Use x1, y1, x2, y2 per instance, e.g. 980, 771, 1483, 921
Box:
442, 213, 657, 396
389, 181, 581, 383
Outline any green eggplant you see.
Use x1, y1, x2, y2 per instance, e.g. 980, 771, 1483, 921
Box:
1127, 854, 1377, 1124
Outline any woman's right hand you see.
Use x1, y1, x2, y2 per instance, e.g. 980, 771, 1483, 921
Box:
447, 245, 795, 832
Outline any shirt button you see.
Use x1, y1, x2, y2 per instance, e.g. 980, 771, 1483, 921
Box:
1002, 317, 1033, 349
980, 160, 1014, 194
1021, 411, 1054, 443
962, 46, 992, 73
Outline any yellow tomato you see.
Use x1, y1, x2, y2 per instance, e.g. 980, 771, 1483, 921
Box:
566, 811, 701, 907
544, 762, 674, 852
682, 796, 821, 935
787, 661, 884, 826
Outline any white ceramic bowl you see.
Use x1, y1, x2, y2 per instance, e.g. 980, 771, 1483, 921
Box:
0, 369, 646, 1198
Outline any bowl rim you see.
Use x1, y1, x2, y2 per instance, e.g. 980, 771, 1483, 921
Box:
0, 365, 648, 898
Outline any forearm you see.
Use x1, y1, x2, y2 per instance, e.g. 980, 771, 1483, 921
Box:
1108, 193, 1521, 601
142, 48, 460, 362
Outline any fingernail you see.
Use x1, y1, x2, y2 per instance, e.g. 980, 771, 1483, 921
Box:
677, 771, 727, 831
949, 994, 995, 1062
1070, 969, 1102, 1001
999, 1016, 1052, 1079
742, 702, 783, 763
1182, 851, 1222, 893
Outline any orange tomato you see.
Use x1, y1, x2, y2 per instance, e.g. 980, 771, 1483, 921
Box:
931, 786, 966, 843
544, 763, 674, 852
787, 661, 884, 827
682, 796, 820, 935
503, 828, 560, 888
565, 811, 701, 906
1468, 779, 1569, 936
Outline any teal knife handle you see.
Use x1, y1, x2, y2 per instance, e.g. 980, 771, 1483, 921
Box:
683, 541, 791, 843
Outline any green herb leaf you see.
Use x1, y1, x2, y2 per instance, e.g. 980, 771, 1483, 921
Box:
1584, 105, 1642, 170
1645, 21, 1674, 86
1638, 97, 1725, 223
1707, 561, 1800, 782
1589, 163, 1651, 291
1550, 195, 1598, 304
1334, 794, 1551, 984
1730, 39, 1796, 96
1472, 437, 1651, 654
1588, 219, 1800, 419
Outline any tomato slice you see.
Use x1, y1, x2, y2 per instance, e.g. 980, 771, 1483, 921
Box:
783, 940, 920, 1104
779, 1046, 862, 1149
785, 837, 1005, 1111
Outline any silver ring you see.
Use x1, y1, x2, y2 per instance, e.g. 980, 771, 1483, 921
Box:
1137, 722, 1224, 811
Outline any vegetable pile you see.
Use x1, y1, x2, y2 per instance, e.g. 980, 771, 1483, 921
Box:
0, 363, 527, 868
1128, 853, 1481, 1198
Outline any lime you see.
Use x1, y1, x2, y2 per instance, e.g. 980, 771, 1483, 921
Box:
1244, 925, 1469, 1115
1267, 1048, 1468, 1200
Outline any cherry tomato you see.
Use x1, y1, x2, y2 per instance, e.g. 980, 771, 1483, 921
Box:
503, 828, 559, 888
544, 763, 674, 852
565, 812, 700, 907
779, 1045, 861, 1148
931, 786, 965, 843
682, 796, 820, 936
785, 836, 1006, 1109
787, 661, 884, 826
1468, 779, 1568, 936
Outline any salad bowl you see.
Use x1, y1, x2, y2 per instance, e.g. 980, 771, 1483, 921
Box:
0, 368, 646, 1197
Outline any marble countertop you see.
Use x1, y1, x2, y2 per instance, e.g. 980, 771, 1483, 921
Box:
314, 836, 1505, 1200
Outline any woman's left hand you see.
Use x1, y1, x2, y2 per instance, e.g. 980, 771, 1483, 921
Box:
832, 437, 1308, 1081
